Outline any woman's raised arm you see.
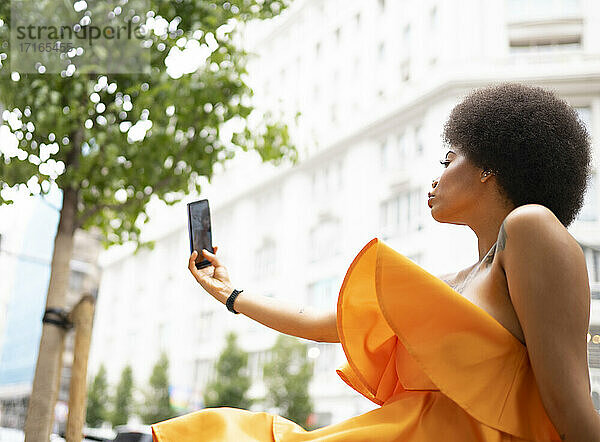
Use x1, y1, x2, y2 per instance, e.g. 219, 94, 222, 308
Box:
188, 248, 340, 343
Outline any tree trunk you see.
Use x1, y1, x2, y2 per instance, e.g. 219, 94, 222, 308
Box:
66, 295, 95, 442
24, 186, 78, 442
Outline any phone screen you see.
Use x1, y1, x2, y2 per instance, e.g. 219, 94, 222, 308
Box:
187, 199, 213, 269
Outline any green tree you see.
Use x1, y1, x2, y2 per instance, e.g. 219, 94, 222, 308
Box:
86, 364, 109, 428
204, 331, 252, 409
262, 335, 314, 429
110, 365, 134, 428
0, 1, 296, 438
141, 352, 174, 424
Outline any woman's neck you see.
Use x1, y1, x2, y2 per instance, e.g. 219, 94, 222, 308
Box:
469, 205, 514, 261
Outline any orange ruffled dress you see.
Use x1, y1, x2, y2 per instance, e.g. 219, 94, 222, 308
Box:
152, 238, 561, 442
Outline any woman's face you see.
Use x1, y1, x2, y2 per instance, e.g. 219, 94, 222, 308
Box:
428, 148, 490, 225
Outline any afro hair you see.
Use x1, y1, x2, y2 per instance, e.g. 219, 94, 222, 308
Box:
442, 82, 592, 227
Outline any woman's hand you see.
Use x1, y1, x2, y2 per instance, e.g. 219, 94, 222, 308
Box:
188, 246, 233, 299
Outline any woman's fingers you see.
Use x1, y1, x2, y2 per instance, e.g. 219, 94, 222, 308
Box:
201, 248, 222, 267
188, 251, 202, 282
189, 250, 197, 269
188, 247, 224, 290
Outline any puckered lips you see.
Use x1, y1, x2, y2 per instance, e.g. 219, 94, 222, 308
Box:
427, 192, 435, 207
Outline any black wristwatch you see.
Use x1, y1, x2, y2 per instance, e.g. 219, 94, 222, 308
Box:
226, 289, 243, 314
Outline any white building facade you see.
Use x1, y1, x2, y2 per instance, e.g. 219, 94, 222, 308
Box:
89, 0, 600, 426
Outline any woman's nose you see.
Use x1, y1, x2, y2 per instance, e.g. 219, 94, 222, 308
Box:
432, 178, 439, 189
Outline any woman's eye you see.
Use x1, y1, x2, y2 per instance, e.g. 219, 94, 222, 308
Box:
439, 159, 451, 168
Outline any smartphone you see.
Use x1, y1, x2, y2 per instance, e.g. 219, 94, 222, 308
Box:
187, 199, 214, 269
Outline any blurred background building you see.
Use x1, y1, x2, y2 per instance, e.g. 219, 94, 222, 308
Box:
0, 188, 103, 431
87, 0, 600, 426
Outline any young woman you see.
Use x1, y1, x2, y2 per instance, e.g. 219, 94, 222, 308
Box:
152, 83, 600, 441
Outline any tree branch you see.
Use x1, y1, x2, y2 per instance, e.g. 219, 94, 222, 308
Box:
75, 126, 190, 230
75, 169, 178, 230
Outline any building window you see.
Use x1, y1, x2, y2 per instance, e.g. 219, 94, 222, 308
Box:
311, 161, 343, 195
380, 197, 397, 233
415, 125, 425, 155
380, 188, 425, 236
591, 283, 600, 300
593, 391, 600, 411
595, 252, 600, 285
582, 246, 600, 284
158, 323, 169, 352
336, 160, 344, 189
378, 42, 385, 61
332, 70, 340, 99
397, 132, 407, 160
430, 6, 439, 29
355, 12, 361, 29
400, 59, 410, 82
509, 36, 581, 53
379, 0, 385, 12
197, 310, 214, 342
255, 239, 276, 275
334, 27, 341, 45
309, 219, 341, 262
506, 0, 582, 22
506, 0, 583, 53
315, 42, 321, 58
429, 6, 439, 64
307, 278, 337, 311
353, 57, 360, 77
402, 24, 411, 54
588, 326, 600, 369
575, 106, 595, 219
255, 189, 281, 222
380, 138, 393, 170
577, 172, 598, 222
575, 106, 592, 135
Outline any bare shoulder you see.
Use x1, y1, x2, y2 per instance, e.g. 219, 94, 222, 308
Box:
496, 203, 582, 261
494, 205, 593, 438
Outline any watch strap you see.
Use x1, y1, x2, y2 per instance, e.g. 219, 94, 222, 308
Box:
226, 289, 243, 314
